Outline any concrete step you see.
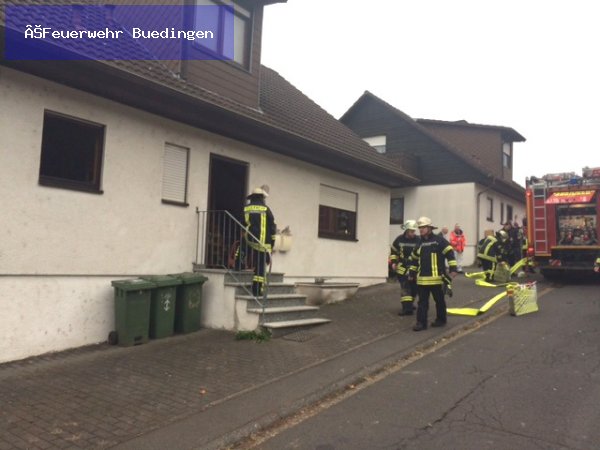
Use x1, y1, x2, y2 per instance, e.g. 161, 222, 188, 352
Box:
236, 293, 309, 309
261, 318, 332, 338
227, 282, 297, 296
224, 271, 285, 284
247, 305, 320, 322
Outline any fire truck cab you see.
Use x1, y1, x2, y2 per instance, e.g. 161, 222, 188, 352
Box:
525, 167, 600, 278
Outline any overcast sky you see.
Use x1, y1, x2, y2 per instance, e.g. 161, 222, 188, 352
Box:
261, 0, 599, 187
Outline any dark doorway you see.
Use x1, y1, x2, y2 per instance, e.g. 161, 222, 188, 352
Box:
206, 155, 248, 267
208, 155, 248, 219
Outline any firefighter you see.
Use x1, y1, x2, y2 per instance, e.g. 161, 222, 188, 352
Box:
408, 217, 457, 331
499, 221, 516, 266
244, 186, 277, 297
390, 220, 420, 316
477, 230, 509, 281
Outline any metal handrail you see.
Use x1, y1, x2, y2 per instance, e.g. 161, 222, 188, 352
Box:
195, 209, 271, 316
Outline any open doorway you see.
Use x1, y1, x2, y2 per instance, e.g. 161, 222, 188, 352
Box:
205, 155, 248, 267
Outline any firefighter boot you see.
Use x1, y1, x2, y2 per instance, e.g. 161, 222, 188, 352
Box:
398, 301, 414, 316
251, 281, 262, 297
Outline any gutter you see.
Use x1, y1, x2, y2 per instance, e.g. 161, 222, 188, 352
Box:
476, 176, 497, 245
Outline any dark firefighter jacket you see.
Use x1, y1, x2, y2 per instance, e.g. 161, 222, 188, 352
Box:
244, 197, 276, 253
477, 235, 503, 262
390, 233, 421, 277
408, 233, 457, 285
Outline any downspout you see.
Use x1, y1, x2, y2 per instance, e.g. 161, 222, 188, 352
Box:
476, 175, 497, 252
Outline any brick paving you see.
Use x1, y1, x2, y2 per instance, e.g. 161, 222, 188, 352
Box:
0, 274, 505, 449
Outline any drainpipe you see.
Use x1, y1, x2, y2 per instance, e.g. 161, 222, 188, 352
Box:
476, 176, 497, 249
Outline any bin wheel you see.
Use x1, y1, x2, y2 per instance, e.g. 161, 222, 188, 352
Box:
108, 331, 118, 345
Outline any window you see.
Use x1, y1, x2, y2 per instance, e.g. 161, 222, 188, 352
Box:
486, 197, 494, 221
39, 111, 104, 193
506, 204, 513, 224
318, 184, 357, 240
500, 202, 505, 224
502, 142, 512, 169
363, 135, 386, 154
194, 0, 252, 68
390, 197, 404, 225
162, 143, 190, 205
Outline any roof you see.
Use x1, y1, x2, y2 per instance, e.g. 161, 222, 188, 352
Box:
1, 1, 417, 187
415, 118, 526, 143
340, 90, 525, 199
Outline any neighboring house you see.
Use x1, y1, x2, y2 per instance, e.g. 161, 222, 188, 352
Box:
340, 91, 527, 264
0, 2, 418, 363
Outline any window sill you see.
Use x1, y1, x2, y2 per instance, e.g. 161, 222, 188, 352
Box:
39, 177, 103, 194
318, 233, 358, 242
162, 199, 189, 207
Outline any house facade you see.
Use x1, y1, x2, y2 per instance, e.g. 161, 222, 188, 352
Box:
1, 2, 417, 363
340, 92, 527, 265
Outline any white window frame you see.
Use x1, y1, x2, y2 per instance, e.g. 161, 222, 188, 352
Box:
363, 135, 386, 154
502, 142, 512, 169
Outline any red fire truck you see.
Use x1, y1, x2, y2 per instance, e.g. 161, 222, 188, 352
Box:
525, 167, 600, 278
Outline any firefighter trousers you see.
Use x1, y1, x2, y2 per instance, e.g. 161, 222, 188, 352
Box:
416, 284, 446, 326
249, 249, 269, 297
481, 260, 497, 281
398, 276, 417, 314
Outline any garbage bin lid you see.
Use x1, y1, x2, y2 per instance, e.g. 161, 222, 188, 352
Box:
139, 275, 182, 287
111, 278, 156, 291
168, 272, 209, 285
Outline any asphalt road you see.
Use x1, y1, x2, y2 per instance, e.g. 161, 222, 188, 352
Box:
255, 280, 600, 450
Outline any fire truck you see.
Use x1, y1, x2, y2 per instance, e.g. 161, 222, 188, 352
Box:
525, 167, 600, 278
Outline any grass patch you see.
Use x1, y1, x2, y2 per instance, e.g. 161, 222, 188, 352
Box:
235, 329, 271, 343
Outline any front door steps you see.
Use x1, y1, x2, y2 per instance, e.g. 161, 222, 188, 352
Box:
225, 271, 331, 337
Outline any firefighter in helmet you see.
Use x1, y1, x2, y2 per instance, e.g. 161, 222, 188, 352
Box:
477, 230, 509, 281
244, 186, 277, 297
390, 220, 420, 316
408, 217, 457, 331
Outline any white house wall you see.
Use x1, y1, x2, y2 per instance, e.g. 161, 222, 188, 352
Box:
391, 183, 525, 266
0, 68, 391, 363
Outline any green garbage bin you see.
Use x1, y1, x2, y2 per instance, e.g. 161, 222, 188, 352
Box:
169, 272, 208, 334
140, 275, 181, 339
110, 278, 155, 346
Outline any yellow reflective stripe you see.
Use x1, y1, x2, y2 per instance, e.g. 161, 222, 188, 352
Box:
442, 245, 453, 255
401, 296, 414, 302
477, 253, 497, 262
483, 240, 496, 255
417, 279, 443, 285
245, 205, 267, 212
431, 253, 438, 277
396, 267, 407, 275
418, 275, 442, 282
448, 260, 458, 267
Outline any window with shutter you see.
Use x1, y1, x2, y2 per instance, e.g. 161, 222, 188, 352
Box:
162, 143, 189, 205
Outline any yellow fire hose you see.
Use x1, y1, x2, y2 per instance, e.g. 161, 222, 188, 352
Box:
447, 258, 528, 316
